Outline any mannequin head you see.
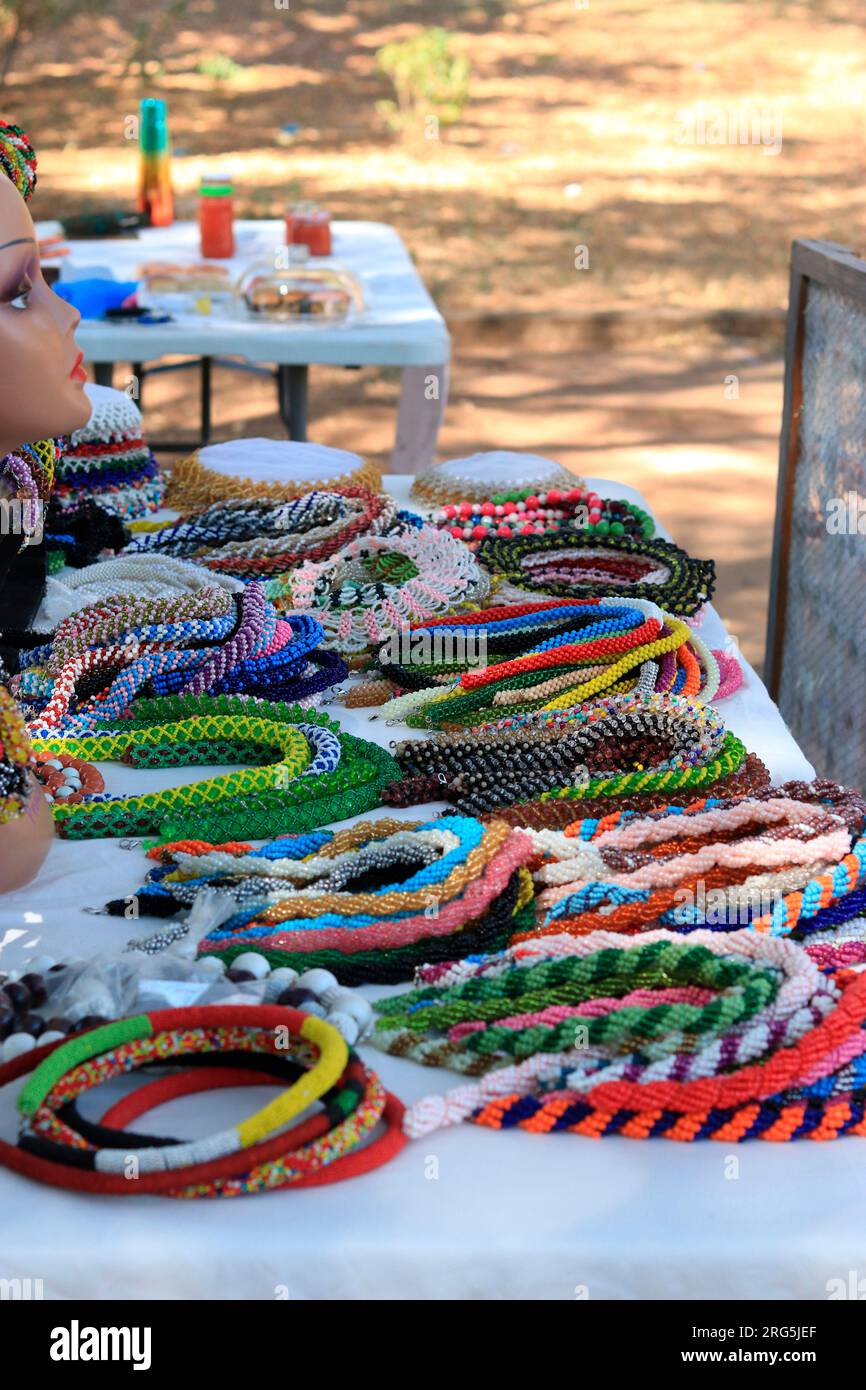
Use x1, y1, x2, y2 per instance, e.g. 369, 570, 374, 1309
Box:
0, 169, 89, 457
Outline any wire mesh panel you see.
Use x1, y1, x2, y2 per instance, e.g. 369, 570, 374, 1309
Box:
767, 242, 866, 785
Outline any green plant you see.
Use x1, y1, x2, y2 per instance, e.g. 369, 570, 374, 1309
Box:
0, 0, 109, 85
123, 0, 192, 82
197, 51, 246, 86
375, 27, 470, 140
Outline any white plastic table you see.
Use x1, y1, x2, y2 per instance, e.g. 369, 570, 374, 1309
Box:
46, 220, 450, 472
1, 478, 849, 1303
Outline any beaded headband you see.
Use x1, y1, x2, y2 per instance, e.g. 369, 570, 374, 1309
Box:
0, 119, 37, 202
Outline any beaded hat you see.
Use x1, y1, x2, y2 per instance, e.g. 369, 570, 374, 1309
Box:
53, 384, 165, 518
0, 119, 36, 202
166, 439, 381, 510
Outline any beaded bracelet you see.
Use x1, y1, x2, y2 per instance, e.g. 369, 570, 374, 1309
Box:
0, 1009, 406, 1195
476, 532, 715, 616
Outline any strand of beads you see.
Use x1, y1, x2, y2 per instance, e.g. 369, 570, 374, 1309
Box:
387, 610, 705, 731
384, 692, 744, 817
484, 754, 772, 830
476, 531, 715, 616
433, 485, 654, 547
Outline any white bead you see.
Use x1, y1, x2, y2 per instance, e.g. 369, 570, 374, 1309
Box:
194, 956, 226, 977
230, 952, 270, 979
25, 954, 55, 973
296, 968, 339, 995
2, 1033, 36, 1060
268, 967, 299, 987
39, 1030, 67, 1046
495, 505, 504, 516
55, 786, 74, 799
326, 1011, 360, 1045
322, 987, 374, 1030
44, 759, 63, 770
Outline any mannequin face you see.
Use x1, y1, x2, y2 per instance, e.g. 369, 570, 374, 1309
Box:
0, 176, 89, 457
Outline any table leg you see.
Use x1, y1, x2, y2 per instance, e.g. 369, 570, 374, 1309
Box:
391, 363, 449, 474
92, 363, 114, 388
200, 356, 212, 447
276, 364, 309, 441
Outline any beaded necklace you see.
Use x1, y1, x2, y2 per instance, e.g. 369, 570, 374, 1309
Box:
124, 487, 402, 576
112, 815, 536, 985
0, 1006, 406, 1196
268, 525, 490, 656
0, 677, 34, 825
391, 928, 866, 1142
434, 485, 654, 546
476, 531, 715, 616
31, 696, 399, 841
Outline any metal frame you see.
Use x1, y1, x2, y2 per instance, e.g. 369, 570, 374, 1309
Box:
765, 238, 866, 695
92, 356, 309, 453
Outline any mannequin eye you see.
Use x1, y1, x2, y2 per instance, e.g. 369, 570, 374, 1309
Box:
7, 276, 33, 310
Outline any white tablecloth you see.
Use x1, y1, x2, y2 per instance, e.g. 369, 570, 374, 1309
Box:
42, 220, 450, 369
2, 477, 846, 1303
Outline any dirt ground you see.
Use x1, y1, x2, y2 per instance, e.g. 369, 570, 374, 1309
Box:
2, 0, 838, 670
135, 334, 783, 673
10, 0, 866, 316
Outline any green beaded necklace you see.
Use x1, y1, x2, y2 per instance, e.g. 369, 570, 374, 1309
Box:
33, 695, 400, 842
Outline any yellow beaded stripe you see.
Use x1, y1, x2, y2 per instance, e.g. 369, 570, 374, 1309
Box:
540, 619, 693, 710
235, 1014, 348, 1148
31, 716, 311, 823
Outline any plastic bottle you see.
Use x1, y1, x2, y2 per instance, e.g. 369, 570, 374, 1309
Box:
138, 98, 174, 228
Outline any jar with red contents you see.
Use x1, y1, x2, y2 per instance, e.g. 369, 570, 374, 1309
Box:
198, 174, 235, 259
285, 204, 332, 256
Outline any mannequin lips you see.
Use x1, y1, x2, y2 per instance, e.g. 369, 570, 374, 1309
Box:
69, 349, 87, 383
